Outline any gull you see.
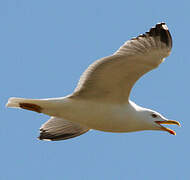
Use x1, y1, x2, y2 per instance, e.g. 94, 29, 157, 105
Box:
6, 23, 180, 141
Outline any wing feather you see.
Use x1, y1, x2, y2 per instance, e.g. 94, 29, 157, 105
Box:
71, 23, 172, 103
39, 117, 89, 141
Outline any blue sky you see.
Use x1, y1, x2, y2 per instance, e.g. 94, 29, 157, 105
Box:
1, 0, 189, 179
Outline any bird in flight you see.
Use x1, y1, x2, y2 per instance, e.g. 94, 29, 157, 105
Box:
6, 23, 180, 141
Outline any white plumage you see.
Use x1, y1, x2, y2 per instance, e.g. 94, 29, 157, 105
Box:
6, 23, 180, 141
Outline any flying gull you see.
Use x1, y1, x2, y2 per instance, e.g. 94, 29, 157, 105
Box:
6, 23, 180, 141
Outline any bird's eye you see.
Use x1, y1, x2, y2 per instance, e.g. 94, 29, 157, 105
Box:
151, 114, 158, 118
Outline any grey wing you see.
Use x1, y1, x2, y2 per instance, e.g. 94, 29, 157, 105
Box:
39, 117, 89, 141
71, 23, 172, 103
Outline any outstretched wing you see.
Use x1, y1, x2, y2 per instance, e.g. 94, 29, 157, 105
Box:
39, 117, 89, 141
71, 23, 172, 103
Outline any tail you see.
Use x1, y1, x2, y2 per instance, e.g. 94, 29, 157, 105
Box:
6, 97, 55, 113
6, 97, 90, 141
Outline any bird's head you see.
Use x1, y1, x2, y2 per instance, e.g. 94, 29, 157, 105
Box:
142, 110, 181, 135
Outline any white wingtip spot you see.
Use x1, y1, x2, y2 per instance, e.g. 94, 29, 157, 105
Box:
162, 24, 168, 30
37, 137, 52, 141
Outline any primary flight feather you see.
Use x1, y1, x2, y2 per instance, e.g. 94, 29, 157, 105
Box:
6, 23, 180, 141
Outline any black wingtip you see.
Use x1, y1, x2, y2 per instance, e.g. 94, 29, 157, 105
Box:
38, 129, 77, 141
148, 22, 172, 47
134, 22, 172, 48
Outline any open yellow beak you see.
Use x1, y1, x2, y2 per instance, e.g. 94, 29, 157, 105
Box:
155, 120, 181, 135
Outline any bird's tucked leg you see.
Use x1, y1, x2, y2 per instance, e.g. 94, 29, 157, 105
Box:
19, 103, 42, 113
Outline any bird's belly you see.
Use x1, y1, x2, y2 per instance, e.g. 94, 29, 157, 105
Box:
81, 116, 131, 133
83, 112, 128, 132
59, 100, 135, 132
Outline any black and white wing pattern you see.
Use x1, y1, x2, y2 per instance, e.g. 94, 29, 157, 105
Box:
72, 23, 172, 103
39, 117, 89, 141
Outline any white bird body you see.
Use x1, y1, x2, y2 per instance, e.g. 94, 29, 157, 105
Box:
8, 96, 160, 132
61, 99, 164, 132
6, 23, 180, 141
45, 98, 147, 132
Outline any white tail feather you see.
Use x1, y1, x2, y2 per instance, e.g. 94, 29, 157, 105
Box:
6, 96, 68, 116
6, 97, 43, 108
